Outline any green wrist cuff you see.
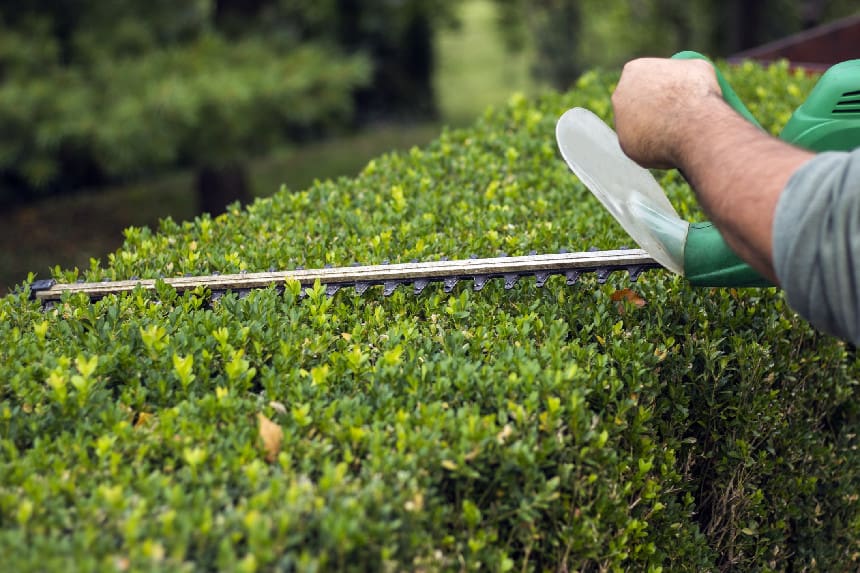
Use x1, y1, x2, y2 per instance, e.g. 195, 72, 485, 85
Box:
684, 223, 773, 287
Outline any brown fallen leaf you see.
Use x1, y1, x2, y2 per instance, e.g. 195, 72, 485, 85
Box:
611, 288, 646, 314
257, 413, 283, 463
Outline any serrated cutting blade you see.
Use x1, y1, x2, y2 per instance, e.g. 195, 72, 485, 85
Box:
30, 250, 662, 304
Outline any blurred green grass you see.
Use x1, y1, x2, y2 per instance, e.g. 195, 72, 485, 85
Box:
436, 0, 535, 125
0, 0, 536, 292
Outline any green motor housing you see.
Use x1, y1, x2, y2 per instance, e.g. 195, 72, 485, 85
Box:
780, 59, 860, 150
671, 51, 860, 287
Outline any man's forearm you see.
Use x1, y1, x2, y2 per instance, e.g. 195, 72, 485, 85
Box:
672, 97, 814, 283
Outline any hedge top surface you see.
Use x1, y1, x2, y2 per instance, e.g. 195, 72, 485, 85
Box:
2, 61, 860, 572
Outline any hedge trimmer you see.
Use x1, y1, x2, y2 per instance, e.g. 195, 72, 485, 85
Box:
29, 52, 860, 306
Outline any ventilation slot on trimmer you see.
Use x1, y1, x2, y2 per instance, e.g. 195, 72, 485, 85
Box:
833, 90, 860, 115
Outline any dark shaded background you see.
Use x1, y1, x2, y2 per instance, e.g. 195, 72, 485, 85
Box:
1, 0, 857, 292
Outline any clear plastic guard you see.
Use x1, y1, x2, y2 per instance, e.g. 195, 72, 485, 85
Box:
555, 107, 689, 275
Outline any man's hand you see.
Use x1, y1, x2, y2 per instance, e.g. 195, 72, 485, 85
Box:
612, 58, 725, 168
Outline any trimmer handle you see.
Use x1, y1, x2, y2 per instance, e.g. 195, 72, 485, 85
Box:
672, 50, 763, 129
670, 50, 773, 287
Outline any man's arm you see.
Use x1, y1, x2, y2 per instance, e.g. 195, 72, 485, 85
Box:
611, 58, 814, 283
772, 148, 860, 342
612, 57, 860, 344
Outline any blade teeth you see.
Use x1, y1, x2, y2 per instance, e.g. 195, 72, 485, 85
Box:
535, 272, 550, 287
443, 277, 459, 293
28, 279, 56, 299
383, 281, 399, 296
565, 270, 581, 285
355, 282, 371, 295
627, 266, 644, 282
596, 267, 611, 284
237, 289, 251, 299
326, 284, 341, 297
211, 290, 226, 302
473, 275, 489, 291
503, 274, 518, 290
413, 279, 429, 295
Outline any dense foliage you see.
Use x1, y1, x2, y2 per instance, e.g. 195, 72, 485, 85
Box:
2, 61, 860, 571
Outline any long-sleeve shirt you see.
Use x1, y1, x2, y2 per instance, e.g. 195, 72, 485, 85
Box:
772, 148, 860, 345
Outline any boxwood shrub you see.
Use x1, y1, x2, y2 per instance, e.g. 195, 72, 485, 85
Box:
2, 61, 859, 571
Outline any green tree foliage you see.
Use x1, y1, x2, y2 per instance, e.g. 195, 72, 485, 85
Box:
0, 36, 368, 192
0, 0, 459, 209
0, 1, 370, 209
2, 61, 860, 570
231, 0, 461, 118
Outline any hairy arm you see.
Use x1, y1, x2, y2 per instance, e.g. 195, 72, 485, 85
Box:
611, 58, 814, 283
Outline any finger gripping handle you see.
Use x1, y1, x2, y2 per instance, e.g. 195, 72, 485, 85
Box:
671, 51, 762, 128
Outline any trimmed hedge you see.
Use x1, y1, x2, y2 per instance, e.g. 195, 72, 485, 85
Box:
2, 61, 860, 571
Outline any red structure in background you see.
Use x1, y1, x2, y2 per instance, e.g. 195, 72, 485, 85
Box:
730, 13, 860, 71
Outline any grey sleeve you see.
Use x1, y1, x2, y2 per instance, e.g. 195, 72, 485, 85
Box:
772, 148, 860, 345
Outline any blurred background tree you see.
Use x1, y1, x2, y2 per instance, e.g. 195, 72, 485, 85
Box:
216, 0, 460, 119
0, 0, 459, 212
